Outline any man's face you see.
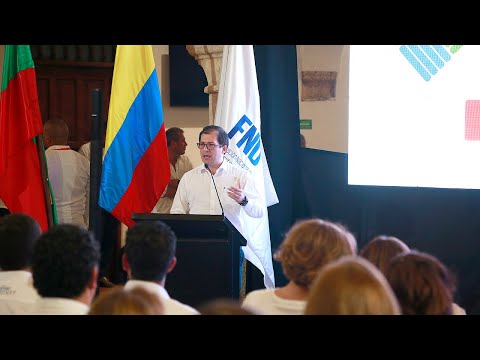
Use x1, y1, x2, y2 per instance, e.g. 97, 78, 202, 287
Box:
199, 131, 226, 168
172, 133, 187, 155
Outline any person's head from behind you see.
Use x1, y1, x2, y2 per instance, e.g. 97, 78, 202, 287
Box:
32, 224, 100, 303
43, 118, 69, 148
275, 218, 357, 289
385, 250, 455, 315
0, 214, 42, 271
123, 221, 177, 284
197, 125, 228, 169
166, 127, 188, 156
88, 287, 164, 315
360, 235, 410, 275
198, 298, 257, 315
305, 256, 401, 315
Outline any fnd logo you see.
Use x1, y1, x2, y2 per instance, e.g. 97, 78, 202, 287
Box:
400, 45, 462, 81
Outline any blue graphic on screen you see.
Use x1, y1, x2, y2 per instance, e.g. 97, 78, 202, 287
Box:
399, 45, 459, 81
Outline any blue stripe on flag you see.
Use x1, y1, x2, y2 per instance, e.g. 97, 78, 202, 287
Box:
100, 70, 163, 212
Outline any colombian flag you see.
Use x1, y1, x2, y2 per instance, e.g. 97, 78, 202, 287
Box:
99, 45, 170, 227
0, 45, 49, 231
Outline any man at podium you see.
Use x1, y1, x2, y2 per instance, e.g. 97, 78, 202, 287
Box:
171, 125, 265, 286
171, 125, 264, 221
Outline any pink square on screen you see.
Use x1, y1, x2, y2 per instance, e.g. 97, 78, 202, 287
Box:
465, 100, 480, 140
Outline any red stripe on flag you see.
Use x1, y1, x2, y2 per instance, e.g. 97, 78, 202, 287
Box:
112, 124, 170, 227
0, 61, 49, 231
0, 68, 43, 173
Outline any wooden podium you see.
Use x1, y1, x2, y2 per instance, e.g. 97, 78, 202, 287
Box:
131, 213, 246, 308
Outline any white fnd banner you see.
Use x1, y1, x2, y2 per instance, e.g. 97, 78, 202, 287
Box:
215, 45, 278, 288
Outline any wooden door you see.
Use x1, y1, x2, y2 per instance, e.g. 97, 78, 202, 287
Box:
34, 45, 115, 150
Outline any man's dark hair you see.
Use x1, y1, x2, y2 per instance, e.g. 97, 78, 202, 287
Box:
32, 224, 100, 298
124, 221, 177, 282
166, 127, 184, 146
199, 125, 229, 147
0, 214, 42, 270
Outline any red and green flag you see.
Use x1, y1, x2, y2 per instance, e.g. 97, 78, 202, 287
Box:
0, 45, 53, 231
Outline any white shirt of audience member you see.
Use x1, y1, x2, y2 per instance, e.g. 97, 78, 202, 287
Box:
0, 271, 40, 314
46, 145, 90, 229
124, 279, 199, 315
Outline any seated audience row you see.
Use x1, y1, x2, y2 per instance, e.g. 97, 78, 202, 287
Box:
0, 212, 469, 315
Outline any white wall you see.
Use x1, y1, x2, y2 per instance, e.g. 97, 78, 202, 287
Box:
297, 45, 349, 153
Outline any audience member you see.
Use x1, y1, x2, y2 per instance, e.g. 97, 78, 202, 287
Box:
31, 224, 100, 314
199, 298, 258, 315
43, 118, 90, 229
242, 218, 356, 314
153, 127, 193, 213
88, 287, 164, 315
305, 256, 401, 315
0, 214, 42, 314
360, 235, 410, 275
122, 220, 199, 315
386, 250, 463, 315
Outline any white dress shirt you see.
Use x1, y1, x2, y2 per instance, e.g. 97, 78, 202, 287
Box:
0, 271, 40, 314
152, 155, 193, 213
171, 160, 264, 222
46, 145, 90, 229
78, 142, 91, 160
124, 280, 199, 315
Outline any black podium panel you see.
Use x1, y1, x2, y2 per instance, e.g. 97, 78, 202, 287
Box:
132, 213, 246, 308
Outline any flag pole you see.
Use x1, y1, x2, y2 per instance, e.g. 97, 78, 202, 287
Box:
35, 134, 55, 229
89, 88, 104, 245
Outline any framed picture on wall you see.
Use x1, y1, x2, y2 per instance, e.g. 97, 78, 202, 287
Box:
169, 45, 208, 107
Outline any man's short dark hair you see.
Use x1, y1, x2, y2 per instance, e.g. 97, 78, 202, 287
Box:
166, 127, 184, 146
199, 125, 229, 147
32, 224, 100, 298
0, 214, 41, 270
124, 221, 177, 282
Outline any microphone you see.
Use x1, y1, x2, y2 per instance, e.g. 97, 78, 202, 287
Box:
205, 163, 224, 216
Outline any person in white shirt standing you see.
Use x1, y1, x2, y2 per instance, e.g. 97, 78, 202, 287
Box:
78, 141, 91, 160
171, 125, 264, 220
0, 214, 42, 314
171, 125, 265, 291
152, 127, 193, 214
43, 118, 90, 229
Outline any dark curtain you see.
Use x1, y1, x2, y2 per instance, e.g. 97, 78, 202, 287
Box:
247, 45, 302, 289
300, 148, 480, 314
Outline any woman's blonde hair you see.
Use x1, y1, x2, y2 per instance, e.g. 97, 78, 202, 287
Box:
275, 218, 356, 287
89, 287, 164, 315
305, 256, 401, 315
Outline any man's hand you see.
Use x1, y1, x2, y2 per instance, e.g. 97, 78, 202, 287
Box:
227, 185, 246, 204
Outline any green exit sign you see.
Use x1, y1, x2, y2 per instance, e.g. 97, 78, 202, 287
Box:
300, 119, 312, 129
